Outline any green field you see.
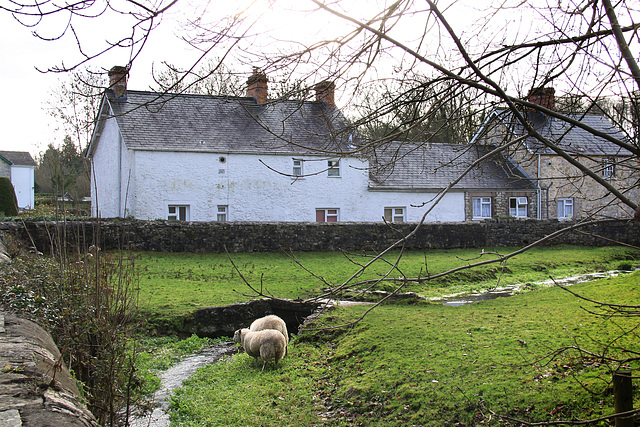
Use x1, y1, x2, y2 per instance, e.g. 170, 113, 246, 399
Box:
130, 245, 640, 426
132, 245, 638, 321
167, 271, 640, 426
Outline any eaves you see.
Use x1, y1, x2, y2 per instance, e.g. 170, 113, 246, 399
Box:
128, 147, 355, 158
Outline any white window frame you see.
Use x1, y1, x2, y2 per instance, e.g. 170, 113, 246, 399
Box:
327, 160, 340, 177
509, 197, 528, 218
292, 159, 303, 177
217, 205, 228, 222
316, 208, 339, 222
602, 158, 615, 179
472, 197, 492, 219
384, 207, 406, 223
557, 198, 574, 220
168, 204, 190, 221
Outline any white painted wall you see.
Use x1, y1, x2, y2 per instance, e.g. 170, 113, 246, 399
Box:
90, 111, 125, 218
367, 190, 465, 222
10, 165, 34, 210
125, 150, 465, 222
91, 120, 466, 222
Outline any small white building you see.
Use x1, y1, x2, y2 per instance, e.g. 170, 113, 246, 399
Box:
0, 151, 36, 210
87, 67, 534, 222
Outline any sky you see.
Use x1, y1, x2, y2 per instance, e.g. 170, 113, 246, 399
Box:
0, 0, 355, 158
0, 7, 192, 158
0, 0, 487, 159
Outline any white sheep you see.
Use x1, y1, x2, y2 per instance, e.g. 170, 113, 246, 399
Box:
233, 328, 286, 371
249, 314, 289, 350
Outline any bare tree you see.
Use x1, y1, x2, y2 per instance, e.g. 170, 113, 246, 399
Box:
46, 68, 105, 152
6, 0, 640, 424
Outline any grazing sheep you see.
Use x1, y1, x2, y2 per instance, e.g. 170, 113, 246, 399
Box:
250, 315, 289, 350
233, 328, 286, 371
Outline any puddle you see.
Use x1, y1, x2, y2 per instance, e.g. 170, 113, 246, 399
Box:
126, 342, 238, 427
432, 270, 627, 306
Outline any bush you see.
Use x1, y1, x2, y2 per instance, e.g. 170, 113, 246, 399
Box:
0, 235, 143, 426
0, 177, 18, 216
616, 261, 634, 271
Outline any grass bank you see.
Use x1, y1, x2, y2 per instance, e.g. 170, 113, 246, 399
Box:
132, 245, 638, 329
169, 271, 640, 426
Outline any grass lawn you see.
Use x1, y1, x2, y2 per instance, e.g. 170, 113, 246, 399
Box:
168, 270, 640, 426
131, 245, 639, 327
125, 245, 640, 426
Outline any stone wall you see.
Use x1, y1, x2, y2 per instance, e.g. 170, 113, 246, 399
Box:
187, 298, 322, 338
1, 219, 639, 254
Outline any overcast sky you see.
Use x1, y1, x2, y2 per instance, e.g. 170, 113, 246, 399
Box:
0, 0, 350, 158
0, 0, 496, 159
0, 8, 193, 158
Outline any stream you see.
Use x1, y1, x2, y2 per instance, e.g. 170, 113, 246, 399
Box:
432, 269, 627, 306
126, 343, 238, 427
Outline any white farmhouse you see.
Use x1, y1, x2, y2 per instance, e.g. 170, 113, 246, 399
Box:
87, 66, 534, 222
0, 151, 36, 210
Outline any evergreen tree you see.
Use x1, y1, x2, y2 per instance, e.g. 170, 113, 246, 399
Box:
0, 177, 19, 216
35, 136, 90, 199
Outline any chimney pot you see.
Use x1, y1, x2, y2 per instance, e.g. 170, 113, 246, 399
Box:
108, 66, 128, 99
528, 87, 555, 111
246, 69, 268, 105
315, 80, 336, 108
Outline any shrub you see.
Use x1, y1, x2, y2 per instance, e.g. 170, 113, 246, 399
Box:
0, 229, 143, 426
0, 177, 18, 216
616, 261, 633, 271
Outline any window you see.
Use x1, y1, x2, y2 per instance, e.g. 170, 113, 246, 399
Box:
316, 208, 339, 222
509, 197, 528, 218
217, 205, 228, 222
472, 197, 492, 219
168, 205, 189, 221
557, 198, 574, 220
384, 207, 406, 223
293, 159, 303, 177
603, 158, 615, 178
327, 160, 340, 177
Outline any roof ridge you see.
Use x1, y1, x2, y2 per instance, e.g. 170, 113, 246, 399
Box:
121, 89, 327, 106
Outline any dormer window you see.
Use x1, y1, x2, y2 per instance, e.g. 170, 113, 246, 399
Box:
328, 160, 340, 177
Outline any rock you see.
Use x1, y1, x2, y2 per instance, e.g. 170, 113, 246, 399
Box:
0, 409, 22, 427
0, 313, 98, 426
0, 238, 10, 264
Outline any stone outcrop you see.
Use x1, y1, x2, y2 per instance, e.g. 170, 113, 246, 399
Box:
0, 313, 97, 426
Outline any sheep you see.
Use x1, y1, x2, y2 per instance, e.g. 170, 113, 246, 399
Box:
233, 328, 286, 371
249, 314, 289, 350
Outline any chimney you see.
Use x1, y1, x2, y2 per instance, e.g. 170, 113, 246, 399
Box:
246, 68, 268, 105
315, 80, 335, 108
527, 87, 555, 111
108, 66, 128, 99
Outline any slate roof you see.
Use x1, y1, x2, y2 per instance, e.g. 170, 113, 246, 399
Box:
368, 142, 536, 191
91, 90, 356, 155
0, 151, 36, 166
488, 109, 631, 156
